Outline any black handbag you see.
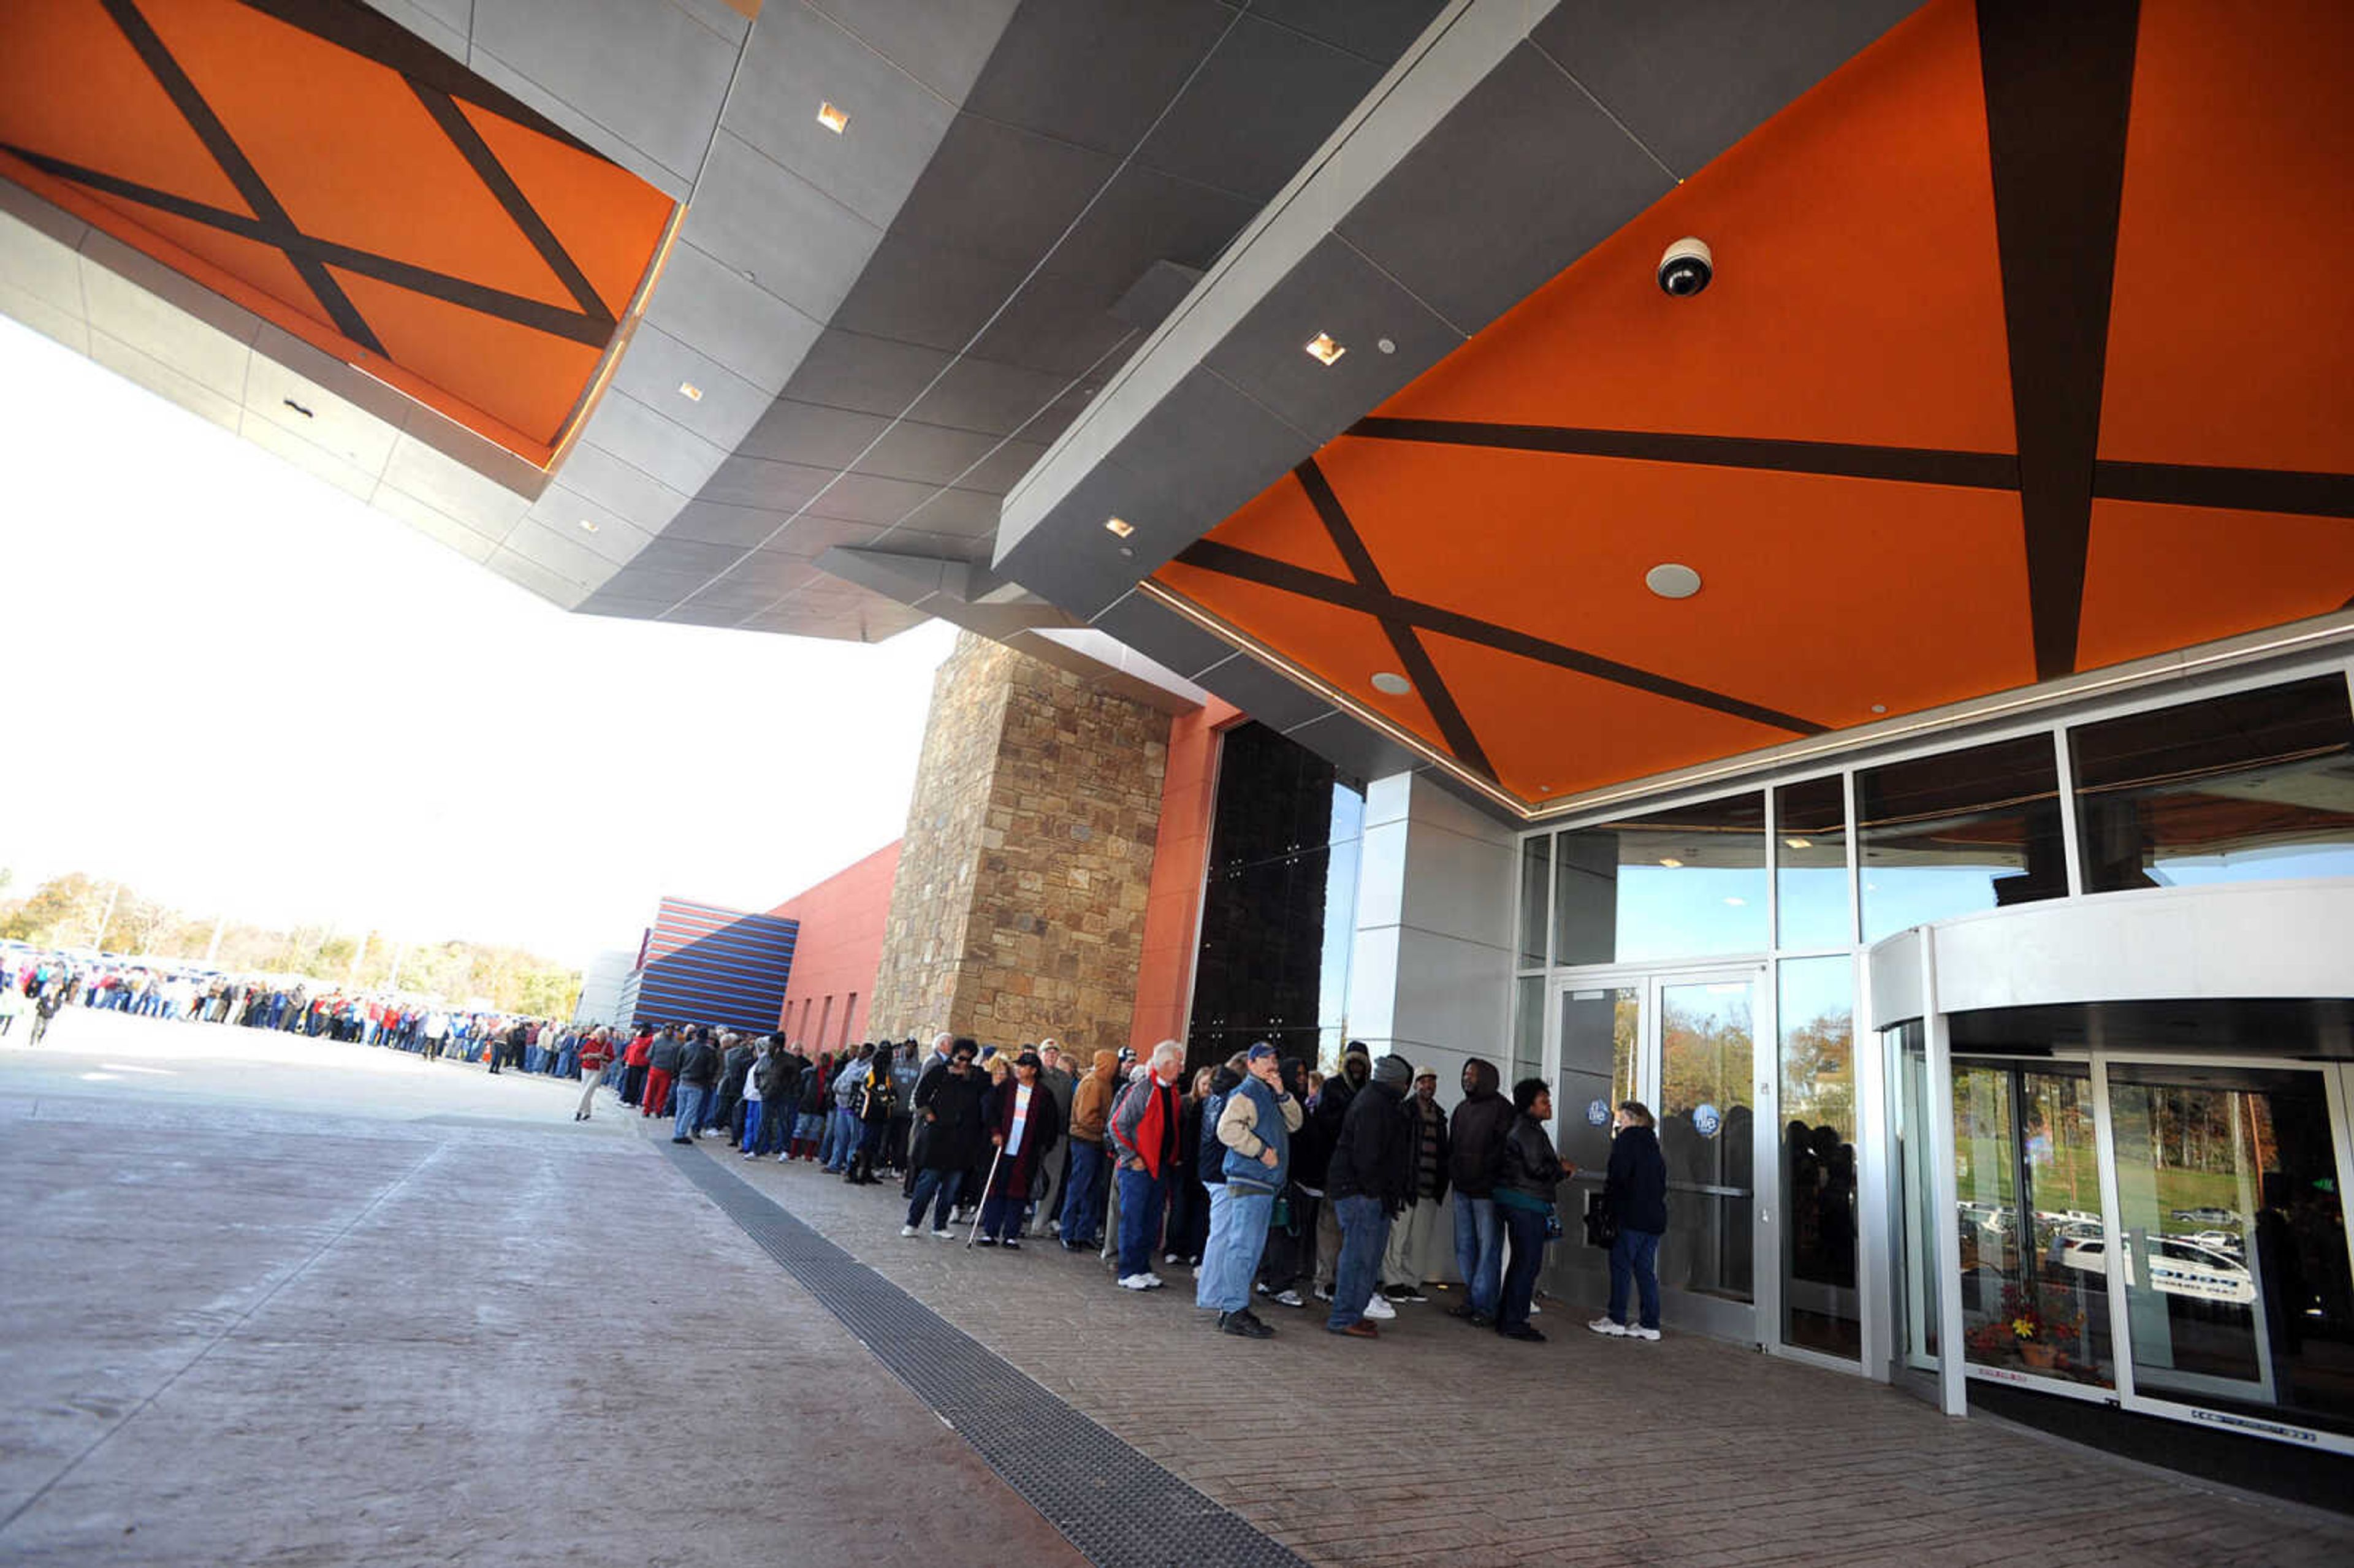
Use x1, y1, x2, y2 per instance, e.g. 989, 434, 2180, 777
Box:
1583, 1189, 1619, 1249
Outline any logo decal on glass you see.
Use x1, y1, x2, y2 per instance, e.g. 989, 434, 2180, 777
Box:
1586, 1098, 1610, 1127
1691, 1102, 1722, 1138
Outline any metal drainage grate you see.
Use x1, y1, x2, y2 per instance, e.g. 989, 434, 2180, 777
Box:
665, 1144, 1309, 1568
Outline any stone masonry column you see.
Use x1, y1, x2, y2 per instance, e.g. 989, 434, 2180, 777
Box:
869, 633, 1171, 1054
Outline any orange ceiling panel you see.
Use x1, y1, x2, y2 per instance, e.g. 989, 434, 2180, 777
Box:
2076, 499, 2354, 674
1316, 437, 2038, 729
1417, 630, 1802, 802
1376, 0, 2015, 457
0, 0, 677, 465
1206, 473, 1354, 579
150, 0, 579, 314
1154, 557, 1447, 749
2098, 0, 2354, 476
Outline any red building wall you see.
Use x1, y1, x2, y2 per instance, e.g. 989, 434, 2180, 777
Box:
1128, 696, 1240, 1052
770, 840, 901, 1051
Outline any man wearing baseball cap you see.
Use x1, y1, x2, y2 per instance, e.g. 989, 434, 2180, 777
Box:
1197, 1043, 1302, 1337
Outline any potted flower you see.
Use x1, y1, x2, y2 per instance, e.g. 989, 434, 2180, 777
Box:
1981, 1284, 2078, 1369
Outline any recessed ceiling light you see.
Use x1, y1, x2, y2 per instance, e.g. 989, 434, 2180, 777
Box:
1376, 337, 1396, 354
677, 381, 703, 402
1645, 563, 1702, 599
1103, 517, 1134, 538
817, 102, 849, 134
1870, 703, 1888, 714
1118, 546, 1134, 558
578, 518, 600, 533
1304, 332, 1346, 366
1784, 837, 1813, 850
1658, 857, 1684, 869
1370, 671, 1412, 696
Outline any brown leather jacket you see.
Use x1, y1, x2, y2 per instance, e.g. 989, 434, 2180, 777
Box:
1067, 1049, 1119, 1143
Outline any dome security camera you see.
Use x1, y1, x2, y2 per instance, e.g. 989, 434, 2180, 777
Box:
1658, 236, 1713, 297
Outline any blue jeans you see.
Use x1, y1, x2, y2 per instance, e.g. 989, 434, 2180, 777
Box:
671, 1084, 708, 1140
907, 1168, 962, 1231
1607, 1228, 1664, 1330
739, 1102, 764, 1153
1196, 1185, 1274, 1314
1116, 1166, 1165, 1279
1497, 1201, 1551, 1332
822, 1107, 857, 1170
1061, 1141, 1107, 1245
1324, 1195, 1390, 1330
1452, 1192, 1503, 1317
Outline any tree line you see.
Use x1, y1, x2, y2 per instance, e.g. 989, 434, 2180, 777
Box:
0, 869, 579, 1017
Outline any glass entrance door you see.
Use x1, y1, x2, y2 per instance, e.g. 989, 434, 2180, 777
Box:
1550, 967, 1763, 1339
2105, 1062, 2354, 1445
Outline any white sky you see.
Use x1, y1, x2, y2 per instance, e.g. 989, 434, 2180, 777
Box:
0, 316, 954, 966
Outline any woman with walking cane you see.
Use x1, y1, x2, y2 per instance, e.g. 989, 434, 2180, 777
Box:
973, 1049, 1062, 1248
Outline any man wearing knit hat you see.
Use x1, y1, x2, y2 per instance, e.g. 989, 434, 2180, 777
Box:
1324, 1052, 1415, 1337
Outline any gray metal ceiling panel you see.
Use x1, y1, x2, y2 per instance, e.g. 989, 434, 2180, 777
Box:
964, 268, 1139, 378
893, 485, 1004, 537
961, 0, 1235, 158
880, 526, 996, 564
780, 328, 953, 420
1279, 708, 1428, 786
1105, 366, 1314, 541
572, 390, 726, 498
470, 0, 740, 185
1250, 0, 1450, 64
1201, 230, 1465, 450
1335, 40, 1674, 337
604, 324, 771, 451
620, 536, 746, 577
680, 133, 885, 322
642, 242, 826, 396
1192, 654, 1331, 732
664, 500, 796, 550
505, 514, 621, 587
699, 452, 838, 511
852, 419, 1005, 488
661, 602, 755, 628
1091, 588, 1244, 680
725, 2, 959, 232
1531, 0, 1922, 177
954, 436, 1051, 495
577, 592, 682, 618
809, 0, 1023, 103
763, 514, 886, 560
734, 547, 832, 595
800, 469, 939, 526
885, 114, 1114, 266
982, 460, 1148, 619
829, 234, 1032, 354
679, 576, 807, 615
1134, 15, 1384, 204
901, 352, 1070, 437
522, 485, 654, 566
601, 563, 734, 599
362, 0, 467, 59
1024, 161, 1259, 303
739, 398, 891, 468
555, 441, 693, 534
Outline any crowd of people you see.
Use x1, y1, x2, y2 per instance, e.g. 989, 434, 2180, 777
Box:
3, 950, 1673, 1347
583, 1027, 1672, 1347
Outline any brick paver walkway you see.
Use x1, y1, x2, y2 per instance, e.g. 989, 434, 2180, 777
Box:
681, 1130, 2354, 1568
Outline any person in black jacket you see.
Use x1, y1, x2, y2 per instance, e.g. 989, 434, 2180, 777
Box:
904, 1040, 985, 1237
671, 1027, 722, 1144
1447, 1057, 1515, 1326
1592, 1099, 1668, 1341
1324, 1053, 1414, 1338
1309, 1043, 1372, 1298
1495, 1078, 1574, 1341
1381, 1067, 1452, 1303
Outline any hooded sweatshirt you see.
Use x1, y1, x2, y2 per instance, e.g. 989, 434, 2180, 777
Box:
1327, 1054, 1414, 1210
1447, 1057, 1515, 1198
1068, 1049, 1118, 1144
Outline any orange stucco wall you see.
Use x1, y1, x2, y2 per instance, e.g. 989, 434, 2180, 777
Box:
1128, 697, 1240, 1052
770, 840, 900, 1050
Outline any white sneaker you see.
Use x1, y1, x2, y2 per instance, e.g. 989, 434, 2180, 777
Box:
1273, 1289, 1304, 1308
1312, 1284, 1334, 1302
930, 1229, 951, 1240
1142, 1272, 1166, 1288
1588, 1317, 1629, 1338
899, 1224, 919, 1238
1627, 1325, 1661, 1341
1362, 1295, 1396, 1320
1119, 1274, 1153, 1290
1528, 1302, 1542, 1316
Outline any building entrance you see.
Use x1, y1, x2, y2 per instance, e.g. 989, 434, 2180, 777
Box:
1905, 1039, 2354, 1453
1550, 965, 1766, 1345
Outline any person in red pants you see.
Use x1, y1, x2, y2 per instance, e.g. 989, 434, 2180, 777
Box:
641, 1026, 683, 1119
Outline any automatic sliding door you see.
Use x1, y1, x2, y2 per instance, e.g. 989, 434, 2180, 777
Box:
2107, 1064, 2354, 1443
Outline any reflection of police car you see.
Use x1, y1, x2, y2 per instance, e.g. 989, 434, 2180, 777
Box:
2056, 1232, 2257, 1304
